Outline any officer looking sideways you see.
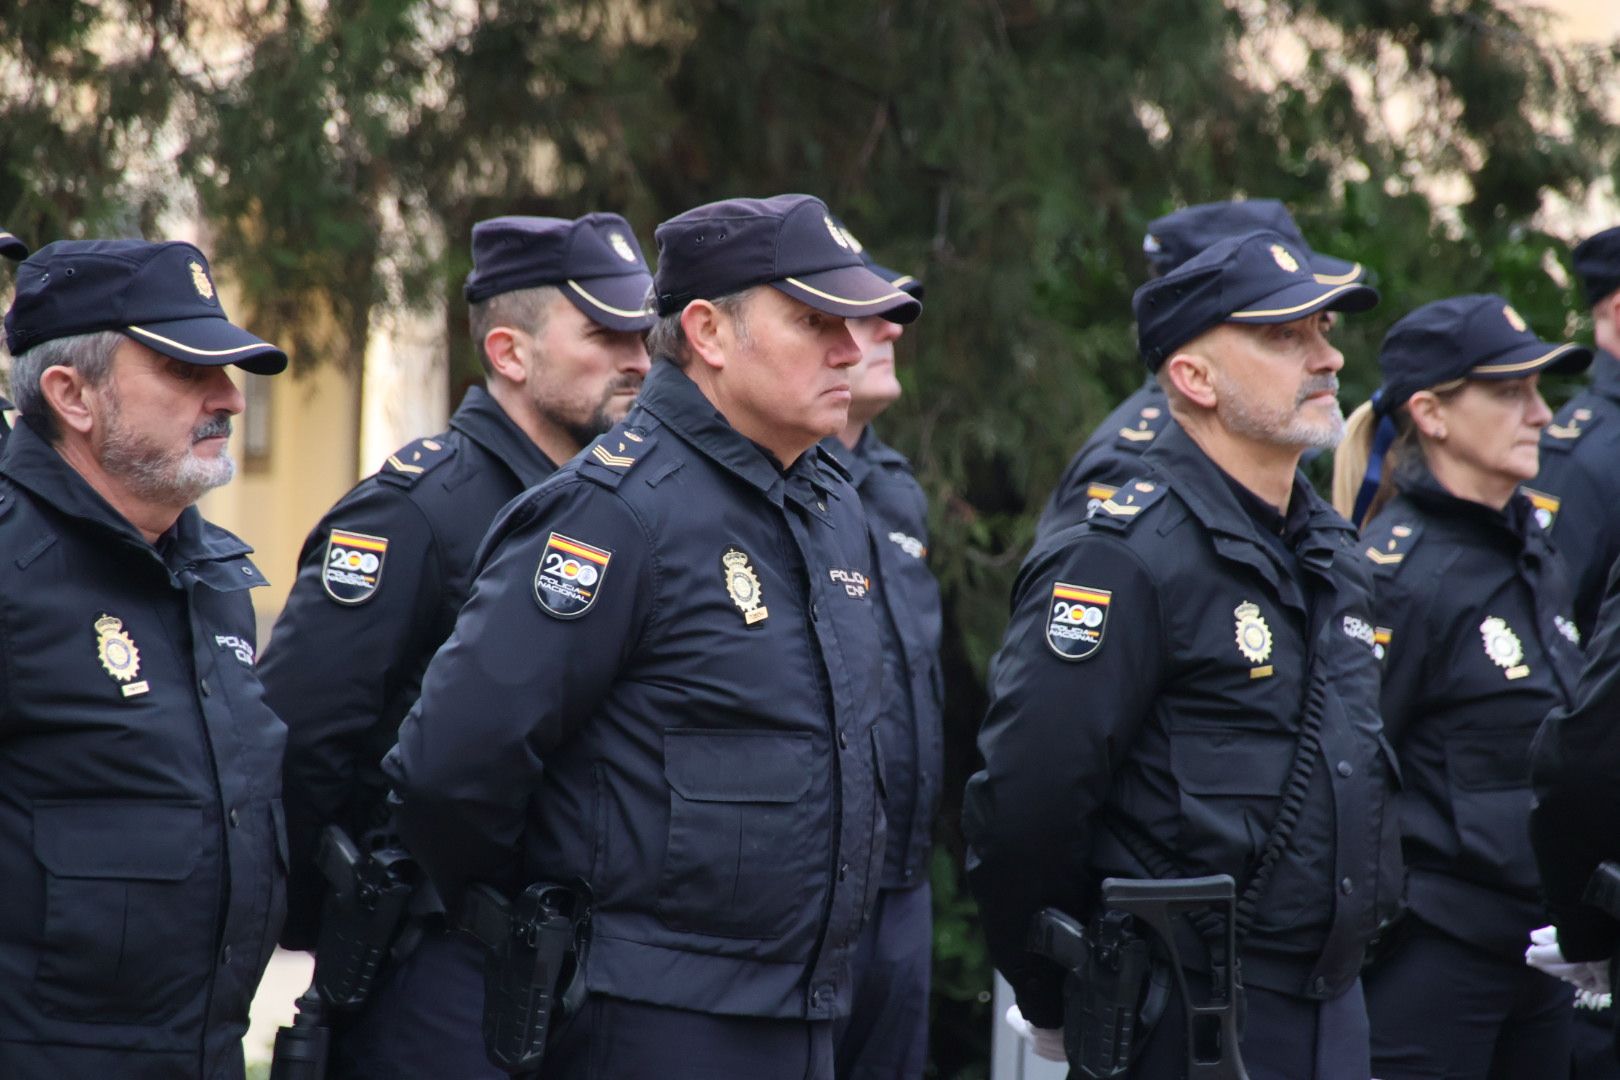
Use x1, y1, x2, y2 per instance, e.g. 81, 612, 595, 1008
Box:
966, 230, 1394, 1079
1332, 296, 1588, 1078
819, 223, 940, 1079
1034, 198, 1366, 544
0, 240, 288, 1078
383, 193, 919, 1079
257, 214, 654, 1078
1527, 225, 1620, 641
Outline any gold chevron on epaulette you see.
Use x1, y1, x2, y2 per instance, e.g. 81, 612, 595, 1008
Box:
1098, 480, 1160, 518
590, 441, 638, 468
1364, 523, 1415, 566
386, 437, 446, 475
1546, 406, 1594, 441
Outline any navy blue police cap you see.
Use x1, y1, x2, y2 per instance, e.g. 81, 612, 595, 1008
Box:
832, 217, 926, 302
1572, 225, 1620, 309
1143, 199, 1364, 284
653, 195, 921, 323
463, 213, 656, 333
4, 239, 287, 374
0, 227, 26, 261
1373, 294, 1591, 416
1133, 230, 1379, 369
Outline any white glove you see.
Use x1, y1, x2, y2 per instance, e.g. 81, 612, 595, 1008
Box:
1526, 924, 1611, 994
1004, 1002, 1066, 1063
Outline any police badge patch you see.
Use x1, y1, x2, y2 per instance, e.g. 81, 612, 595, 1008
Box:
534, 533, 611, 619
323, 529, 389, 605
723, 547, 769, 625
1046, 583, 1111, 660
95, 613, 149, 698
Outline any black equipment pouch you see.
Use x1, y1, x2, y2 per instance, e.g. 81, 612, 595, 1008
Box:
1031, 874, 1248, 1080
269, 826, 418, 1080
458, 880, 592, 1075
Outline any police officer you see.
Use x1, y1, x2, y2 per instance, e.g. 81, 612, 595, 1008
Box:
383, 193, 919, 1079
257, 213, 654, 1078
0, 240, 288, 1078
1035, 198, 1366, 543
1331, 295, 1588, 1077
819, 224, 939, 1079
1525, 226, 1620, 640
966, 230, 1393, 1078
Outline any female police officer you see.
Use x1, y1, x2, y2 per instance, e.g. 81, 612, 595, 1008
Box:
1332, 294, 1589, 1078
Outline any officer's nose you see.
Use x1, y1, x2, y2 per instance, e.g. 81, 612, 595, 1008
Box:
1312, 338, 1345, 375
619, 332, 651, 376
207, 367, 247, 415
867, 316, 903, 346
829, 321, 860, 369
1526, 387, 1553, 429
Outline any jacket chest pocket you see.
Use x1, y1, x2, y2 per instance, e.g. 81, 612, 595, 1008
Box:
1444, 727, 1538, 890
657, 731, 817, 940
32, 800, 214, 1025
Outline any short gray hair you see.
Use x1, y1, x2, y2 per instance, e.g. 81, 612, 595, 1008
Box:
646, 289, 753, 368
7, 330, 124, 443
467, 285, 560, 376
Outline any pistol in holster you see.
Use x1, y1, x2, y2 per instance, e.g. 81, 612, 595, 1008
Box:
269, 825, 419, 1080
1030, 874, 1248, 1080
457, 879, 592, 1076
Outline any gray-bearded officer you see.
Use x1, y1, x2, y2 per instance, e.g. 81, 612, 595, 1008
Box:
383, 193, 919, 1079
0, 240, 288, 1078
820, 224, 939, 1079
965, 230, 1396, 1079
257, 213, 654, 1079
1035, 198, 1366, 545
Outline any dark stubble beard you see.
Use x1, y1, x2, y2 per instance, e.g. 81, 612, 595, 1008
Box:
99, 395, 236, 507
539, 372, 644, 449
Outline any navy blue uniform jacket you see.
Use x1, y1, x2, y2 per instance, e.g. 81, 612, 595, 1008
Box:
823, 429, 943, 888
1035, 380, 1175, 544
965, 423, 1398, 1028
384, 360, 886, 1021
1529, 350, 1620, 639
0, 418, 286, 1079
1366, 472, 1580, 957
259, 385, 555, 946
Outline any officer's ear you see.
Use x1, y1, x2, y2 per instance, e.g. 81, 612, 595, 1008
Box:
681, 300, 728, 373
1405, 390, 1448, 441
483, 326, 529, 385
1163, 348, 1218, 411
37, 363, 99, 438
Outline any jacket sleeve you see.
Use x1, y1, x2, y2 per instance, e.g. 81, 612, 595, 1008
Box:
1369, 570, 1429, 750
961, 532, 1165, 1029
258, 484, 444, 949
382, 477, 655, 906
1531, 558, 1620, 960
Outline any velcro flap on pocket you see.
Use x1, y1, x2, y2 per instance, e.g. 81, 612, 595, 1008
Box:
1171, 728, 1295, 796
664, 730, 813, 803
1447, 729, 1535, 793
33, 801, 205, 880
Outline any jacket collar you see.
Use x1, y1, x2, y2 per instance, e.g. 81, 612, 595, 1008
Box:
0, 416, 254, 575
1588, 350, 1620, 404
1395, 459, 1534, 554
819, 427, 907, 488
448, 384, 558, 489
1144, 422, 1354, 610
636, 359, 843, 510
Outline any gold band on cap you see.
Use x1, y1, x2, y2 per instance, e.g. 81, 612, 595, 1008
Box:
126, 324, 276, 357
781, 276, 910, 307
566, 279, 654, 320
1228, 283, 1363, 320
1471, 342, 1580, 375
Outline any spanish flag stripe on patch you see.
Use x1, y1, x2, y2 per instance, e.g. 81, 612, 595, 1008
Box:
549, 537, 611, 565
331, 531, 388, 553
1053, 585, 1110, 605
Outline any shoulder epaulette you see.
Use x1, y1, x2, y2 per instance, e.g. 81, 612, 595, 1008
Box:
1087, 478, 1167, 532
377, 435, 458, 488
1361, 519, 1422, 574
1543, 403, 1603, 449
1114, 403, 1170, 450
578, 426, 657, 490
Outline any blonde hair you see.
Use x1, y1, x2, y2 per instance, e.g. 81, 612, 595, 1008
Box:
1331, 379, 1466, 529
